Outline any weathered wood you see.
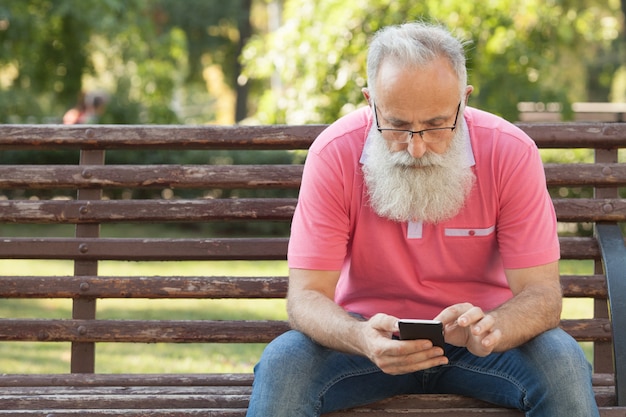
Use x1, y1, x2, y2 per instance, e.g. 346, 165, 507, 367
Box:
560, 318, 613, 341
0, 409, 622, 417
0, 164, 303, 189
518, 122, 626, 147
0, 124, 324, 150
552, 198, 626, 222
0, 412, 248, 417
0, 318, 608, 344
1, 198, 624, 224
0, 377, 617, 416
0, 319, 290, 343
0, 198, 298, 223
0, 389, 618, 417
561, 274, 607, 298
0, 276, 289, 298
0, 275, 602, 299
0, 237, 289, 260
2, 123, 626, 150
544, 163, 626, 186
0, 393, 250, 410
0, 372, 612, 387
558, 236, 601, 259
0, 236, 601, 260
1, 163, 625, 190
0, 373, 254, 387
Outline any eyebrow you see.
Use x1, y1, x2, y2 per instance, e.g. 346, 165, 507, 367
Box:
381, 109, 452, 127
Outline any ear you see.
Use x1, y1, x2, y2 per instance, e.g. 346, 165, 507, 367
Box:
464, 85, 474, 105
362, 88, 372, 105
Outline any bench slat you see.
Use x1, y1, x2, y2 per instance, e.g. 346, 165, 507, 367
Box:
0, 373, 613, 387
0, 373, 254, 387
2, 123, 626, 150
0, 165, 303, 189
0, 275, 602, 299
0, 276, 289, 298
0, 382, 617, 414
518, 122, 626, 147
2, 163, 626, 189
0, 318, 609, 343
0, 410, 620, 417
0, 410, 247, 416
0, 394, 249, 410
561, 274, 607, 298
1, 198, 624, 223
0, 376, 616, 416
0, 198, 298, 223
0, 386, 251, 395
0, 236, 601, 260
552, 198, 626, 222
0, 237, 289, 260
0, 124, 323, 150
0, 392, 619, 417
0, 319, 291, 343
544, 163, 626, 186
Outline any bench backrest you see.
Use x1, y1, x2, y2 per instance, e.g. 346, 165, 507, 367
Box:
0, 123, 625, 383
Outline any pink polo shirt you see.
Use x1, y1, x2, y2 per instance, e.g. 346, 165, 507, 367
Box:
288, 106, 560, 320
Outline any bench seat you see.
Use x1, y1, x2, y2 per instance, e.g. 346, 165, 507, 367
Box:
0, 373, 618, 416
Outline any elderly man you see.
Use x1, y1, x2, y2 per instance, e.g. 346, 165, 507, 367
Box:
246, 22, 598, 417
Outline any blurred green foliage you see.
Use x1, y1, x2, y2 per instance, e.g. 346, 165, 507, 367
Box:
0, 0, 251, 124
1, 1, 624, 126
242, 0, 624, 123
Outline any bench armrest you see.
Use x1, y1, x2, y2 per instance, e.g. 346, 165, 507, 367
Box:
596, 223, 626, 406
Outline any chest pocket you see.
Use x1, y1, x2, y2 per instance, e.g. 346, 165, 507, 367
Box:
444, 225, 495, 238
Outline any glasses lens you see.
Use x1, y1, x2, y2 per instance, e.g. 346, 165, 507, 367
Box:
381, 130, 411, 143
422, 128, 454, 143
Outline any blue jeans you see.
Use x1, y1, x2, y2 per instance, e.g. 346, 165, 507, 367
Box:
246, 328, 598, 416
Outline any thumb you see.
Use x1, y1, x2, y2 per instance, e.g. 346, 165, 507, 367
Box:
369, 313, 399, 333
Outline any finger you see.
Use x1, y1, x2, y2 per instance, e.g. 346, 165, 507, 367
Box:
434, 303, 474, 324
457, 306, 486, 328
469, 314, 496, 337
480, 327, 501, 349
385, 347, 448, 375
369, 313, 399, 333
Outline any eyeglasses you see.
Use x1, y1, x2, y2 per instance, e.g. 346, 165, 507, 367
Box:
373, 101, 461, 144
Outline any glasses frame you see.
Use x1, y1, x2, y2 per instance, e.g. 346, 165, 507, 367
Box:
373, 100, 461, 144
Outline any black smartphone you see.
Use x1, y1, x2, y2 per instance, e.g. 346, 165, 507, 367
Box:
398, 319, 445, 349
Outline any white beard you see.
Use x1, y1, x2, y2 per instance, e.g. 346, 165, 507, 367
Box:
362, 124, 476, 224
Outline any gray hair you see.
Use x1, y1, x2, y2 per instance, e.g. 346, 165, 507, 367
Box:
366, 22, 470, 100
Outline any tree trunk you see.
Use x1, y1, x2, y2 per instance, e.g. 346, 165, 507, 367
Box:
235, 0, 253, 123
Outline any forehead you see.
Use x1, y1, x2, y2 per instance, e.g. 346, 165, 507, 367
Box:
374, 57, 460, 119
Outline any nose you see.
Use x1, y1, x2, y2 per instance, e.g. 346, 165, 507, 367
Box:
406, 135, 428, 158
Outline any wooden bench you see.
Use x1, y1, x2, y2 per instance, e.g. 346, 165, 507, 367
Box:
0, 122, 625, 416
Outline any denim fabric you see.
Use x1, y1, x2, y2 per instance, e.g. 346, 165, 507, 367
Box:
246, 328, 598, 417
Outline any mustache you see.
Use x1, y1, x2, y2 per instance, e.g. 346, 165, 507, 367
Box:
362, 122, 474, 224
367, 126, 463, 168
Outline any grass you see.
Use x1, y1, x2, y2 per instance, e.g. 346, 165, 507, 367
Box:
0, 258, 597, 374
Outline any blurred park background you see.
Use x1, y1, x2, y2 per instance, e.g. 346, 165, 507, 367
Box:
0, 0, 624, 126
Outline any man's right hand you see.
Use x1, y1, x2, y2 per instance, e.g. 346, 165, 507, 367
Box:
362, 313, 448, 375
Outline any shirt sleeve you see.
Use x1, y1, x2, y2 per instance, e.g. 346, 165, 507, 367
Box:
495, 136, 560, 269
287, 139, 352, 271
